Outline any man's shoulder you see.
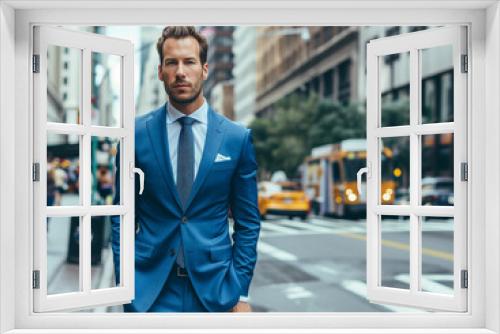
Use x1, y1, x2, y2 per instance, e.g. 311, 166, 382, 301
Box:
134, 105, 165, 132
135, 106, 163, 124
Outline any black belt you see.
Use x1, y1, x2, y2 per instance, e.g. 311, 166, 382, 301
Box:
174, 263, 188, 277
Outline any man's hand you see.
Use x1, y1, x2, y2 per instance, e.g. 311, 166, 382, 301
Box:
231, 301, 252, 312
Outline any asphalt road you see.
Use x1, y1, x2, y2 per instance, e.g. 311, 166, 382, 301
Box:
248, 215, 454, 312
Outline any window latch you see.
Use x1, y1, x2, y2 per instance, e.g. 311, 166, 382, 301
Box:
356, 162, 371, 195
130, 162, 144, 195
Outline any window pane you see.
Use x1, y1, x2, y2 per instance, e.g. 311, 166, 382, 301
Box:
380, 137, 409, 205
47, 45, 81, 124
47, 133, 80, 206
380, 215, 410, 289
91, 137, 119, 205
421, 216, 454, 295
91, 52, 121, 127
91, 216, 119, 289
379, 52, 410, 127
421, 45, 453, 124
421, 134, 454, 206
47, 216, 81, 294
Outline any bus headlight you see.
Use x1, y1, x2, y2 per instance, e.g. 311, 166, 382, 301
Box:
382, 188, 393, 202
347, 193, 357, 202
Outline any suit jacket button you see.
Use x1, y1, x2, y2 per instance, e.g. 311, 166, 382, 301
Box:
182, 216, 188, 224
169, 248, 176, 256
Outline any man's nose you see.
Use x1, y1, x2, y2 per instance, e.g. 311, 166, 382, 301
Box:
176, 63, 186, 77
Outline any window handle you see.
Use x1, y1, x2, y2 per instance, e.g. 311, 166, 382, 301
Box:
130, 162, 144, 195
357, 167, 368, 195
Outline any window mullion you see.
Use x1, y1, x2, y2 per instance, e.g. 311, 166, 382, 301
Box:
409, 48, 421, 294
81, 47, 92, 294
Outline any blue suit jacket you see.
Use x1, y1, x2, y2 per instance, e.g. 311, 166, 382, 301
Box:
111, 103, 261, 312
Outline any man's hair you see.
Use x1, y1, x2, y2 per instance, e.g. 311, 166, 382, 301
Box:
156, 26, 208, 65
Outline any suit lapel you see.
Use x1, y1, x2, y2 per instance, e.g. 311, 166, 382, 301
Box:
146, 104, 183, 209
185, 107, 225, 210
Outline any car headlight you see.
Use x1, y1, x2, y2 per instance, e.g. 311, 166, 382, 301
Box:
382, 192, 391, 202
347, 193, 357, 202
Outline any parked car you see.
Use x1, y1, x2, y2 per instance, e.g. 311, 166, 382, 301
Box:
421, 177, 454, 206
258, 181, 311, 220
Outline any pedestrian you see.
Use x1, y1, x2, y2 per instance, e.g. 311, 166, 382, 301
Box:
111, 26, 260, 313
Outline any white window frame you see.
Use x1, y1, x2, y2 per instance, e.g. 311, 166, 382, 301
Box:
32, 25, 135, 312
366, 26, 468, 312
0, 1, 499, 333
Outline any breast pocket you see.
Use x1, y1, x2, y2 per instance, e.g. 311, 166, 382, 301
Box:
211, 160, 237, 171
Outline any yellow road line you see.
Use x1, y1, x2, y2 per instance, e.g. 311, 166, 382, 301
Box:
338, 232, 453, 262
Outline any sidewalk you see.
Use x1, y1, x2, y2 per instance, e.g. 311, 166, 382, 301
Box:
47, 194, 122, 312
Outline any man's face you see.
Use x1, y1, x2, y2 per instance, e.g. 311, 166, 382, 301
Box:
158, 37, 208, 106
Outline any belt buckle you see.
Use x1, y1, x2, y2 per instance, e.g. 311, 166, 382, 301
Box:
176, 266, 188, 277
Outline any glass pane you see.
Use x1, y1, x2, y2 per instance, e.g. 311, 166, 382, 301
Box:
421, 216, 454, 295
91, 137, 119, 205
380, 137, 409, 205
47, 216, 81, 294
421, 45, 453, 124
47, 133, 80, 206
91, 52, 121, 127
421, 134, 454, 206
91, 216, 119, 289
379, 52, 410, 127
47, 45, 81, 124
380, 215, 410, 289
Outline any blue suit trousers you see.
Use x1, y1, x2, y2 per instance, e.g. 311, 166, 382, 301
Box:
124, 266, 208, 312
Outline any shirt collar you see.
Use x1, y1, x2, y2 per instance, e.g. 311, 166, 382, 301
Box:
166, 99, 208, 125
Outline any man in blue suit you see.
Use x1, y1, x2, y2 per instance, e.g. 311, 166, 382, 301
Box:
111, 26, 260, 312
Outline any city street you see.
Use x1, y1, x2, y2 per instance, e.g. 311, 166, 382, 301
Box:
248, 215, 453, 312
48, 194, 453, 313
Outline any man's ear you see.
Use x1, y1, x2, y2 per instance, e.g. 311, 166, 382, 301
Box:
202, 62, 208, 81
158, 64, 163, 81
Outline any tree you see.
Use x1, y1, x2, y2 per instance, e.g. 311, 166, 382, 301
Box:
309, 100, 365, 148
250, 93, 370, 179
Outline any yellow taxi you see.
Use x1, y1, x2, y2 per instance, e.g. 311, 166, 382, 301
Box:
258, 181, 311, 220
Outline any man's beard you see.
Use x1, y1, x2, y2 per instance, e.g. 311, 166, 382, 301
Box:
165, 82, 203, 105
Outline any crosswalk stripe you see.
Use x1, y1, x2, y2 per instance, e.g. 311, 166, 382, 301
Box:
257, 241, 298, 261
261, 223, 300, 235
341, 280, 427, 313
278, 220, 333, 233
285, 285, 313, 299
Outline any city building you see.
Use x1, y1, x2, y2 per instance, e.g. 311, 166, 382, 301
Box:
232, 26, 257, 125
210, 80, 234, 120
136, 26, 165, 115
200, 26, 234, 102
47, 38, 82, 145
255, 26, 359, 117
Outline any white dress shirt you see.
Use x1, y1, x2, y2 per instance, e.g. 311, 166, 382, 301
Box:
166, 101, 250, 304
166, 100, 208, 184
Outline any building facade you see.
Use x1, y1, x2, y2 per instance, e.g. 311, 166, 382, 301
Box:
232, 26, 257, 125
255, 26, 359, 117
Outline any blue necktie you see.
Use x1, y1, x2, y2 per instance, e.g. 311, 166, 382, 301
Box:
176, 116, 196, 268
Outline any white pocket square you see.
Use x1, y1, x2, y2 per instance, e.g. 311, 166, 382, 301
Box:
214, 153, 231, 162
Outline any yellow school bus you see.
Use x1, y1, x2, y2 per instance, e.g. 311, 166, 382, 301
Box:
303, 139, 396, 218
